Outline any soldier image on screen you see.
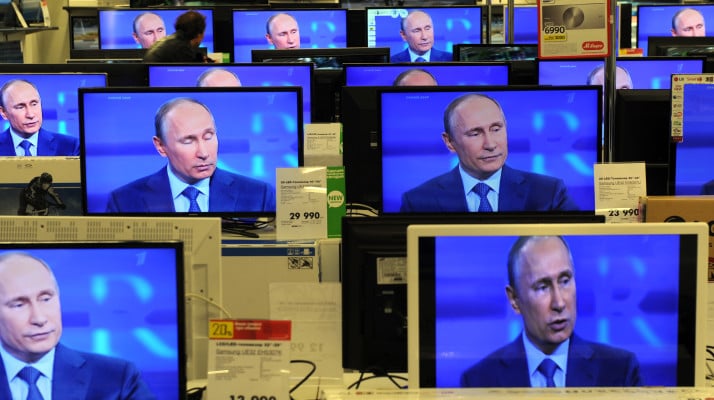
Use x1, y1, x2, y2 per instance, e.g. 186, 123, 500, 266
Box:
17, 172, 66, 216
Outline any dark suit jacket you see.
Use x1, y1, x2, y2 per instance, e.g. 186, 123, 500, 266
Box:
106, 167, 275, 213
700, 180, 714, 195
390, 47, 453, 63
0, 128, 80, 156
0, 343, 156, 399
460, 334, 642, 387
400, 165, 579, 212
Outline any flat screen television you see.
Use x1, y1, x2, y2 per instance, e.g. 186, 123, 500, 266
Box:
366, 6, 483, 62
378, 86, 602, 213
637, 4, 714, 56
251, 47, 390, 69
0, 63, 148, 87
672, 77, 714, 195
537, 57, 706, 89
648, 36, 714, 59
407, 222, 708, 388
0, 73, 108, 149
502, 6, 538, 44
341, 213, 605, 374
147, 63, 314, 123
453, 44, 538, 61
79, 86, 303, 216
232, 8, 348, 62
343, 62, 510, 86
98, 8, 215, 53
0, 241, 187, 399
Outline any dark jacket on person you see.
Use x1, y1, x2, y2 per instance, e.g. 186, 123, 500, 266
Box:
143, 33, 206, 63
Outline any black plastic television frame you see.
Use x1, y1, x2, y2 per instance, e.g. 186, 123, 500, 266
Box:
341, 212, 606, 374
0, 63, 149, 87
648, 36, 714, 60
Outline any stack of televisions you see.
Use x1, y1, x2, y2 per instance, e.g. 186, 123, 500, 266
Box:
1, 1, 714, 397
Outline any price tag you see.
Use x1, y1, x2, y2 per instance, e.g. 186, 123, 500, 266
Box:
593, 163, 646, 223
596, 207, 641, 223
207, 320, 291, 400
538, 0, 610, 58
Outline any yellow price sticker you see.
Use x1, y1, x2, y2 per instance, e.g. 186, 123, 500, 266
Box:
543, 33, 567, 41
209, 320, 234, 339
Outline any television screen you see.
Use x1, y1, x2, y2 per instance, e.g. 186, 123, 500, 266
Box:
647, 36, 714, 58
366, 6, 483, 62
537, 57, 705, 89
344, 62, 510, 86
79, 87, 302, 216
407, 222, 708, 388
637, 5, 714, 56
673, 78, 714, 195
379, 86, 601, 213
148, 63, 314, 123
503, 6, 538, 44
0, 241, 186, 399
232, 8, 348, 62
0, 63, 148, 87
454, 44, 538, 61
251, 47, 390, 69
98, 8, 215, 53
0, 73, 107, 156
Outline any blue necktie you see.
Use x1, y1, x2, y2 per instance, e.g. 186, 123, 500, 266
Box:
19, 140, 32, 156
414, 56, 426, 62
18, 366, 44, 400
538, 358, 558, 387
473, 183, 493, 212
182, 186, 201, 212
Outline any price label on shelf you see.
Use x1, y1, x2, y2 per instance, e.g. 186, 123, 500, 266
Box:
207, 320, 291, 400
538, 0, 610, 58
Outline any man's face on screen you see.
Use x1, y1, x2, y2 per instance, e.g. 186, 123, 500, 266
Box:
0, 254, 62, 363
507, 237, 576, 355
672, 9, 706, 37
133, 13, 166, 48
0, 81, 43, 139
154, 101, 218, 185
442, 96, 508, 181
400, 11, 435, 56
198, 69, 242, 87
589, 66, 633, 90
266, 14, 300, 49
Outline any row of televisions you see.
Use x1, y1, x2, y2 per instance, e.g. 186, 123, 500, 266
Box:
72, 4, 714, 61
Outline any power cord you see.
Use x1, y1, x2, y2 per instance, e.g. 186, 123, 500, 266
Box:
185, 292, 233, 319
347, 368, 408, 390
290, 359, 317, 400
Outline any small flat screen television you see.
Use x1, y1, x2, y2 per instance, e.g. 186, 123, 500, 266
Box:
648, 36, 714, 59
98, 8, 215, 53
147, 63, 314, 123
503, 6, 538, 44
0, 63, 148, 87
537, 57, 705, 89
454, 44, 538, 61
407, 222, 708, 388
637, 4, 714, 56
343, 62, 510, 86
673, 77, 714, 195
251, 47, 390, 69
379, 86, 601, 213
0, 73, 108, 145
366, 6, 483, 62
341, 213, 605, 374
79, 87, 303, 216
232, 8, 348, 62
0, 241, 187, 399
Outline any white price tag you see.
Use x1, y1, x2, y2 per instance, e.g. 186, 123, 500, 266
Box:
276, 167, 328, 240
594, 163, 646, 223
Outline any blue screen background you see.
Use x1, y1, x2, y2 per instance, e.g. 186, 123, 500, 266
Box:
380, 88, 600, 212
675, 83, 714, 194
81, 89, 301, 213
433, 234, 681, 387
637, 5, 714, 56
345, 63, 509, 86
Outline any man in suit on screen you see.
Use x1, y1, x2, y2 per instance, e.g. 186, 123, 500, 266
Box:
105, 97, 275, 213
400, 93, 578, 212
0, 252, 155, 399
0, 79, 79, 157
460, 236, 642, 387
390, 10, 453, 63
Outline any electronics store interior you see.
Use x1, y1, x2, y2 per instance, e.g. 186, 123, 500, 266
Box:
1, 0, 714, 398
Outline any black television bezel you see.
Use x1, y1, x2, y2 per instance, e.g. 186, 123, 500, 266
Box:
250, 46, 390, 67
341, 213, 605, 374
78, 85, 304, 218
342, 61, 513, 86
453, 43, 538, 61
647, 36, 714, 59
0, 240, 187, 398
0, 63, 149, 87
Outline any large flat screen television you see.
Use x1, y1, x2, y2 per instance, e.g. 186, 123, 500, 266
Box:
98, 8, 215, 53
0, 241, 187, 399
147, 63, 314, 123
0, 73, 107, 156
673, 77, 714, 195
232, 8, 348, 62
79, 87, 303, 216
378, 86, 601, 213
537, 57, 705, 89
637, 4, 714, 56
343, 62, 510, 86
407, 222, 708, 388
366, 6, 483, 63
